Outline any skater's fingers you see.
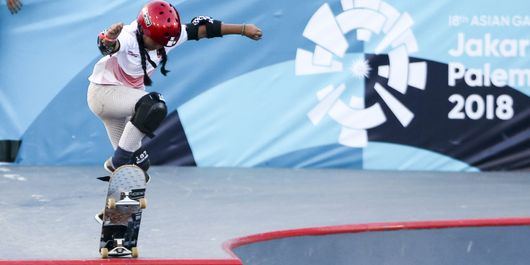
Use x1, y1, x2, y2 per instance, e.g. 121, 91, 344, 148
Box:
106, 23, 124, 39
14, 0, 22, 10
7, 0, 22, 14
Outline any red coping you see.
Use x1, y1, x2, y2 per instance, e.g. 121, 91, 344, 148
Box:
223, 217, 530, 258
0, 259, 242, 265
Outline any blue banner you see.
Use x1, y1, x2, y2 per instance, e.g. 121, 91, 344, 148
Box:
2, 0, 530, 171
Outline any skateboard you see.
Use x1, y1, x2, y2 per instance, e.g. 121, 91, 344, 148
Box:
99, 165, 148, 258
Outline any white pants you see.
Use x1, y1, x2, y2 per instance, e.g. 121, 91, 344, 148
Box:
87, 82, 147, 151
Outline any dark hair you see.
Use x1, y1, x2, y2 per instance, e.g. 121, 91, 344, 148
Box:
159, 48, 169, 76
135, 27, 170, 86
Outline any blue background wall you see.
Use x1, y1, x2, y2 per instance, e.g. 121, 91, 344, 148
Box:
1, 0, 530, 171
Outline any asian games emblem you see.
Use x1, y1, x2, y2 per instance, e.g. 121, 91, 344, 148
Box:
296, 0, 427, 147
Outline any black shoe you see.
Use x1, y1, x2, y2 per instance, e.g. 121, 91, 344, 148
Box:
97, 175, 111, 182
95, 211, 104, 225
103, 158, 115, 173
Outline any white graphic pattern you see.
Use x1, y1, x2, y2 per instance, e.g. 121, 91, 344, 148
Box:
296, 0, 427, 147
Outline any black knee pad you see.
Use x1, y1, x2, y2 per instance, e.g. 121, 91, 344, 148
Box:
131, 92, 168, 138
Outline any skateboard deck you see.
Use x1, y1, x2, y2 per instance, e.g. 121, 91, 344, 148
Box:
99, 165, 148, 258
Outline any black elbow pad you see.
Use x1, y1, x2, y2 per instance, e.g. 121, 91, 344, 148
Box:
186, 16, 222, 40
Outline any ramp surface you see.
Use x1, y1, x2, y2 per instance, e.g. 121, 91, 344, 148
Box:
1, 166, 530, 263
229, 219, 530, 265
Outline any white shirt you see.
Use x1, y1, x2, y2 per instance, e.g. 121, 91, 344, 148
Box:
88, 21, 188, 89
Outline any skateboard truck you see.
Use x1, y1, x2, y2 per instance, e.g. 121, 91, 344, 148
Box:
101, 238, 139, 258
116, 192, 140, 207
109, 238, 132, 256
112, 192, 147, 209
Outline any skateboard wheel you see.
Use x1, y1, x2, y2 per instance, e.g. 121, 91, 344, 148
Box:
139, 198, 147, 209
100, 248, 109, 259
107, 198, 116, 209
131, 247, 139, 258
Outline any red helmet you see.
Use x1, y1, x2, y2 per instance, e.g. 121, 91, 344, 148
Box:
137, 0, 182, 47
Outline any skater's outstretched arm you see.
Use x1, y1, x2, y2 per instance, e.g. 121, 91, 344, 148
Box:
186, 16, 262, 41
221, 23, 263, 40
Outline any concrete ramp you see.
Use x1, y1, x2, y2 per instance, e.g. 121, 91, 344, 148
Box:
228, 219, 530, 265
2, 166, 530, 264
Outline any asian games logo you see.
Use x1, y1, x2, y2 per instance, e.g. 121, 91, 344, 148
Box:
296, 0, 427, 147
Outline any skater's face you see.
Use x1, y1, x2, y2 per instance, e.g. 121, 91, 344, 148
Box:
143, 35, 163, 50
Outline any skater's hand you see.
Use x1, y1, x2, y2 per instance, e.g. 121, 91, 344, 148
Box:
241, 24, 262, 41
7, 0, 22, 14
102, 23, 124, 45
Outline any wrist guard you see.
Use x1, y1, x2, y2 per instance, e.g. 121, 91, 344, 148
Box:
97, 30, 119, 55
186, 16, 222, 40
